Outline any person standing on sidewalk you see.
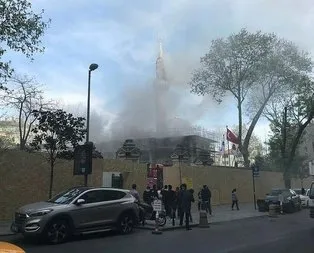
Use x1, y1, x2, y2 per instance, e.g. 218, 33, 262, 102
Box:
177, 185, 182, 219
189, 189, 194, 222
231, 188, 239, 210
201, 185, 212, 215
162, 185, 170, 217
143, 186, 152, 204
197, 187, 202, 211
168, 185, 176, 225
130, 184, 140, 202
179, 184, 194, 230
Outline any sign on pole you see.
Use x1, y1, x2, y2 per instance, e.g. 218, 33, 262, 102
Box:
252, 165, 260, 177
153, 200, 162, 212
73, 143, 93, 175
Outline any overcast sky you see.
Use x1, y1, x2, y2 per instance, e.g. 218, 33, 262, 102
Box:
4, 0, 314, 142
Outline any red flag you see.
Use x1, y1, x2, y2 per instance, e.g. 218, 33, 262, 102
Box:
227, 128, 239, 144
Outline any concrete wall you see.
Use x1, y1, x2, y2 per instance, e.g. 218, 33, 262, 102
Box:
0, 151, 311, 221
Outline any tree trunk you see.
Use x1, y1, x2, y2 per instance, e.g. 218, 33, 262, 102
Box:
284, 115, 313, 187
242, 94, 272, 168
49, 158, 54, 199
242, 148, 250, 168
19, 140, 26, 150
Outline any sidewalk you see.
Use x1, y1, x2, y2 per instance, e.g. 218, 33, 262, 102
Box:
0, 221, 13, 236
138, 203, 266, 231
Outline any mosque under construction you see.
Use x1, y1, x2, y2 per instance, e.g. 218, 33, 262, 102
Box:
97, 41, 219, 165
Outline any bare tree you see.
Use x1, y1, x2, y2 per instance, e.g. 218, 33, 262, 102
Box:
0, 75, 56, 150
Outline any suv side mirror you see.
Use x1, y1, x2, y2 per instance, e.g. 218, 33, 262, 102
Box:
76, 199, 86, 205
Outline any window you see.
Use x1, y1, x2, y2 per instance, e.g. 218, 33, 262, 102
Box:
48, 188, 87, 204
81, 190, 107, 204
103, 190, 126, 201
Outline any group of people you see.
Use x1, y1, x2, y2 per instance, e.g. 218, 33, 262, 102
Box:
131, 183, 195, 230
130, 183, 240, 230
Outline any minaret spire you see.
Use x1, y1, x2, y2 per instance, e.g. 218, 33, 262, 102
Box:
156, 38, 166, 81
158, 40, 163, 59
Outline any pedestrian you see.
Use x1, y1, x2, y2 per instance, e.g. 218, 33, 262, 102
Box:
175, 186, 180, 219
301, 187, 306, 195
197, 187, 202, 211
231, 188, 239, 210
177, 185, 182, 219
130, 184, 140, 202
168, 185, 176, 226
150, 184, 158, 201
143, 186, 152, 204
201, 185, 212, 215
179, 184, 194, 230
162, 185, 170, 216
189, 189, 194, 222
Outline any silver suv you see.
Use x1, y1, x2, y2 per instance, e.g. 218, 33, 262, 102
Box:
11, 187, 139, 244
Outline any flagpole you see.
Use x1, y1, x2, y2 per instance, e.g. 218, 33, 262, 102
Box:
226, 126, 230, 167
222, 134, 225, 166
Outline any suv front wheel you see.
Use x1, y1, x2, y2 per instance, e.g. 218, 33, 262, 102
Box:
44, 219, 70, 244
118, 213, 134, 234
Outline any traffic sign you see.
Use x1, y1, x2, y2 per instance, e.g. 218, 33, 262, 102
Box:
73, 142, 93, 175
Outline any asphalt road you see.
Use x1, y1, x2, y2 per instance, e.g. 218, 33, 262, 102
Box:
1, 210, 314, 253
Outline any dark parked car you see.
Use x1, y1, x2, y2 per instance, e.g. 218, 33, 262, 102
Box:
11, 187, 140, 244
265, 188, 301, 213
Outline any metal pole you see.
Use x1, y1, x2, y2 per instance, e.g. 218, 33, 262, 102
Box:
179, 156, 182, 185
84, 70, 91, 186
252, 172, 256, 210
282, 106, 287, 187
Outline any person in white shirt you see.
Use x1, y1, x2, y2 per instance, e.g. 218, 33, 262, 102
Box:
130, 184, 140, 202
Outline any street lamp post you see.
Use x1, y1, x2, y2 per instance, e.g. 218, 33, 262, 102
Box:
84, 63, 98, 186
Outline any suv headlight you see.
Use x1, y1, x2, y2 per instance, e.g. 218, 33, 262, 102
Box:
28, 209, 53, 217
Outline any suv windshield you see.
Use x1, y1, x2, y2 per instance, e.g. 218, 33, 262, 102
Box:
48, 188, 87, 204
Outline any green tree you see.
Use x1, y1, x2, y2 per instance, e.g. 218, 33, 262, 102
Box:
190, 29, 312, 167
265, 76, 314, 187
0, 0, 50, 88
31, 109, 86, 198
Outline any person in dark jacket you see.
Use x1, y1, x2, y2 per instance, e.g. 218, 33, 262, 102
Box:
167, 185, 176, 225
189, 189, 194, 222
197, 188, 202, 211
179, 184, 194, 230
175, 186, 180, 219
143, 186, 152, 204
232, 188, 239, 210
201, 185, 212, 215
162, 185, 170, 216
150, 184, 158, 201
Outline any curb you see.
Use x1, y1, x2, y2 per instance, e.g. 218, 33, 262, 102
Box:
136, 215, 267, 231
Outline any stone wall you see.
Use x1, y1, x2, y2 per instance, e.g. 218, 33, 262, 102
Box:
0, 151, 311, 221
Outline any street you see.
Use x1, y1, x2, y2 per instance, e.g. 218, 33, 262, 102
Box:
1, 210, 314, 253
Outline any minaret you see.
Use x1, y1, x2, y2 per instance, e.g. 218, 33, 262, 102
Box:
154, 41, 169, 137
